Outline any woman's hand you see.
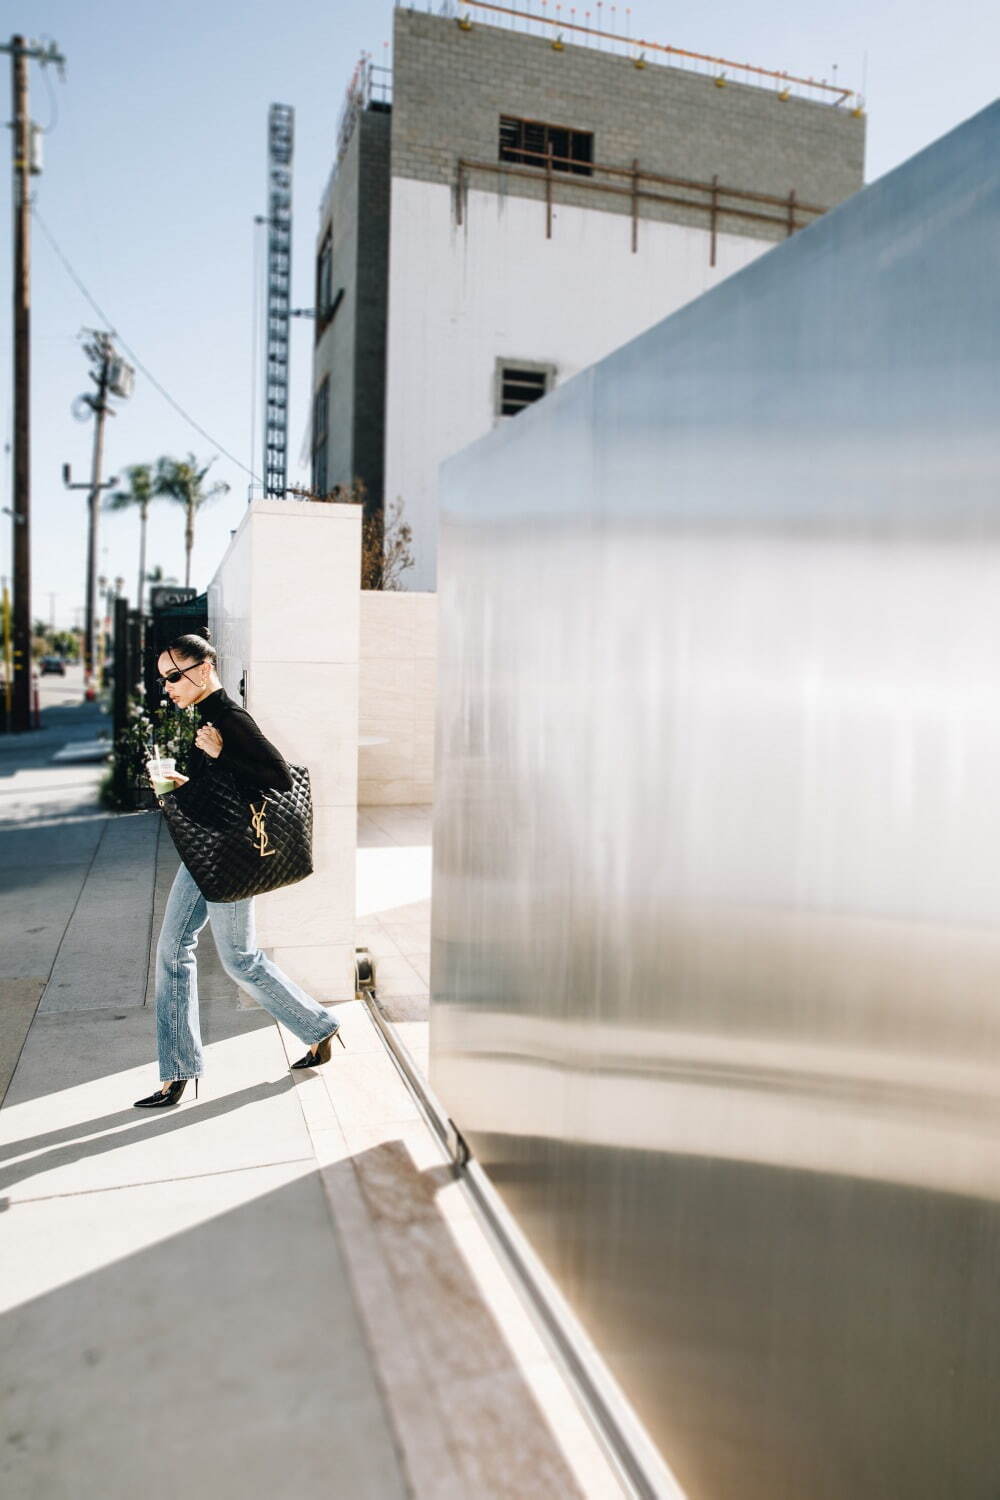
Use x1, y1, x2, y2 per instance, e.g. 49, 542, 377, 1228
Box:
149, 771, 189, 789
195, 724, 223, 759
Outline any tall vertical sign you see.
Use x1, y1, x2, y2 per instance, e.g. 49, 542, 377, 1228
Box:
264, 104, 294, 498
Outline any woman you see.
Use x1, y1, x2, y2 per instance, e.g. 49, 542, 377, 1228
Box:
134, 632, 343, 1109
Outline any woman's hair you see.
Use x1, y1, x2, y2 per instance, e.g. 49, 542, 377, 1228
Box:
165, 631, 216, 665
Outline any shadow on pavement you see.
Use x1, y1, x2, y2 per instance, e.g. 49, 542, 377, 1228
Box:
0, 1075, 299, 1198
2, 1138, 588, 1499
0, 689, 109, 781
0, 1167, 411, 1498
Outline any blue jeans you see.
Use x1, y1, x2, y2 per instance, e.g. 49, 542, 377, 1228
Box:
155, 862, 337, 1081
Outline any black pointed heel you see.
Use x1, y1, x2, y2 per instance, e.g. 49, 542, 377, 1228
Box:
133, 1077, 199, 1109
290, 1025, 345, 1070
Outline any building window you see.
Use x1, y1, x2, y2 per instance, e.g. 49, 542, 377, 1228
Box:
495, 360, 555, 418
312, 376, 329, 495
499, 116, 593, 176
316, 228, 333, 336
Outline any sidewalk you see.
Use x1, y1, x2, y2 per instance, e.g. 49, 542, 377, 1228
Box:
0, 698, 626, 1500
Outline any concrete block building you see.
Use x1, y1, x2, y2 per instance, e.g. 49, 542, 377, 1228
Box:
313, 3, 866, 590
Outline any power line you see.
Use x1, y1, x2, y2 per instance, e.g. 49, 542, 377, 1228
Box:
30, 202, 262, 485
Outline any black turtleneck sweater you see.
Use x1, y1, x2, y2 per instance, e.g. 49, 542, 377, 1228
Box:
187, 688, 292, 792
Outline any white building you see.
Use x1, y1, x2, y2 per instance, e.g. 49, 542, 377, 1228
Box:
313, 4, 866, 591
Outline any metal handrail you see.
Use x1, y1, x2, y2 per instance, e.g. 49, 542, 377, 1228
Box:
359, 976, 681, 1500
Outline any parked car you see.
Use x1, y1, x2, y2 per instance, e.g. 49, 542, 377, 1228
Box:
40, 655, 66, 676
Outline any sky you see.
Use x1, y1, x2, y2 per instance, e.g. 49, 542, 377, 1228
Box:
1, 0, 996, 629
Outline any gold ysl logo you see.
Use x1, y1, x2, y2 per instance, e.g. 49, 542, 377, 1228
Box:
250, 801, 277, 858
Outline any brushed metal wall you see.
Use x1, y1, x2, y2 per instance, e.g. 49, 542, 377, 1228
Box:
432, 103, 1000, 1499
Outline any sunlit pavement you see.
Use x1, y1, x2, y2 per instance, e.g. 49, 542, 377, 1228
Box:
0, 691, 624, 1500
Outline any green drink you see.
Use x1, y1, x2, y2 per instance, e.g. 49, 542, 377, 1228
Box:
146, 756, 176, 795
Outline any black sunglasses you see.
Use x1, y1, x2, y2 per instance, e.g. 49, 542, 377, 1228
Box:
158, 664, 200, 687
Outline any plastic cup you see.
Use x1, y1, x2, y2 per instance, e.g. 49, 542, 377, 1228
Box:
146, 756, 176, 795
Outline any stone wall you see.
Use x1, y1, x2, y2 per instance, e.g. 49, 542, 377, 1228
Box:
209, 499, 361, 999
358, 591, 437, 805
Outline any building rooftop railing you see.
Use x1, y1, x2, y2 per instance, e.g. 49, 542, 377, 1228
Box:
428, 0, 861, 109
336, 51, 393, 165
321, 51, 393, 212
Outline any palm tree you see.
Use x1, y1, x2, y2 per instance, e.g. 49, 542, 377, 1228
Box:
154, 454, 230, 589
106, 464, 156, 614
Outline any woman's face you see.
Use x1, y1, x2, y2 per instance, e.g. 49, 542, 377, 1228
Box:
157, 652, 210, 709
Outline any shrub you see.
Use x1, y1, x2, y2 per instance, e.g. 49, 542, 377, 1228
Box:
103, 696, 197, 810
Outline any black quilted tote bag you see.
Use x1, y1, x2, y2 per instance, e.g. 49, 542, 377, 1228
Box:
159, 764, 314, 903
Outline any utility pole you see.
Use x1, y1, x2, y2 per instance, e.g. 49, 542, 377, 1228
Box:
1, 34, 65, 731
1, 578, 11, 726
84, 337, 111, 692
